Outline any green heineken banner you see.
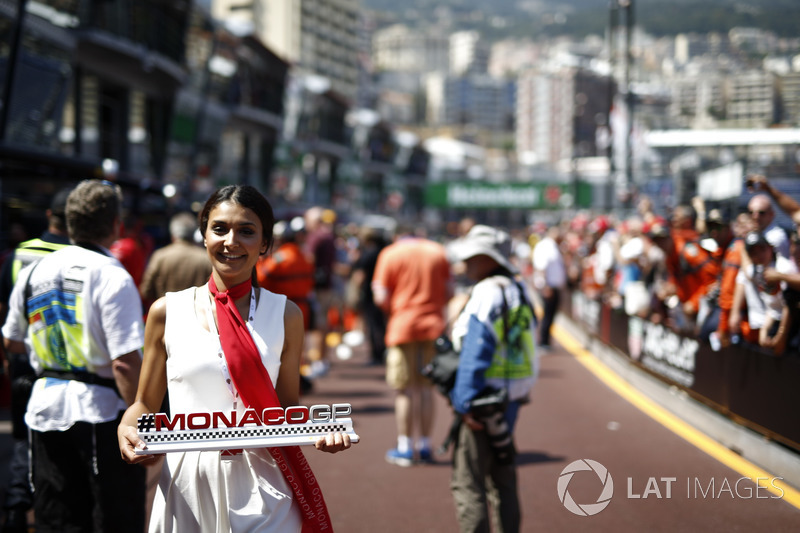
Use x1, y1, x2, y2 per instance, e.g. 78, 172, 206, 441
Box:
424, 181, 592, 209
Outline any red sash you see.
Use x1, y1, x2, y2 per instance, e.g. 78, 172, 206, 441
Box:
209, 277, 333, 532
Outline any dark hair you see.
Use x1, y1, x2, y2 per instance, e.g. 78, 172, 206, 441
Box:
198, 185, 275, 284
66, 180, 122, 243
744, 230, 771, 252
49, 186, 73, 232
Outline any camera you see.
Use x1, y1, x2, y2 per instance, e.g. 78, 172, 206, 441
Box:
434, 334, 454, 354
753, 264, 779, 295
422, 335, 460, 396
469, 388, 515, 465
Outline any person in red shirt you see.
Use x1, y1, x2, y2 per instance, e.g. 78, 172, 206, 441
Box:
110, 214, 152, 288
303, 207, 340, 378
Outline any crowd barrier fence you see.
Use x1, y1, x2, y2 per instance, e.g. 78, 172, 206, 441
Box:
562, 290, 800, 454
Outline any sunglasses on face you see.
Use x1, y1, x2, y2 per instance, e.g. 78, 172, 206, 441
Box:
749, 209, 770, 216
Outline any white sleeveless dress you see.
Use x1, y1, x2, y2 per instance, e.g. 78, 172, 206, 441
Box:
148, 287, 303, 533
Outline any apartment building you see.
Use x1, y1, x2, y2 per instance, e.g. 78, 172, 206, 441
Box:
669, 72, 726, 128
450, 30, 489, 76
725, 69, 778, 127
516, 67, 611, 167
213, 0, 360, 101
372, 24, 449, 74
779, 72, 800, 126
440, 75, 515, 132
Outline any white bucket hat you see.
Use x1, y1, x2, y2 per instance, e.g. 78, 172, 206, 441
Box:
451, 225, 517, 273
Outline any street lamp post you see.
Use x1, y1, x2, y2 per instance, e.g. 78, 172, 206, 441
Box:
0, 0, 30, 248
0, 0, 29, 143
607, 0, 619, 212
620, 0, 635, 210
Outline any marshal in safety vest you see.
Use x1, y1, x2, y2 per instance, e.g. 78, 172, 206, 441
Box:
10, 238, 70, 285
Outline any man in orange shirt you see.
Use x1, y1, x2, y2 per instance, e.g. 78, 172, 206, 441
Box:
257, 217, 315, 330
373, 226, 452, 466
257, 218, 316, 395
714, 213, 757, 347
694, 208, 734, 341
648, 216, 720, 332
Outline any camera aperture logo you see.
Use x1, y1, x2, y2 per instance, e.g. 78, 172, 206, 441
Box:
557, 459, 614, 516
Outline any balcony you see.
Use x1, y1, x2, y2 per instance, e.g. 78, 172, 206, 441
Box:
74, 0, 189, 94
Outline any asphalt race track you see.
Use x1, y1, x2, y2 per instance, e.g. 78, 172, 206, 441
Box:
303, 326, 800, 532
0, 321, 797, 531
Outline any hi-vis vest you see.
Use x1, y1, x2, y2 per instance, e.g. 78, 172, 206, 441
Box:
11, 238, 69, 284
485, 282, 536, 382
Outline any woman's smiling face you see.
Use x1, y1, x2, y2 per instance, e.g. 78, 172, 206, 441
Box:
204, 200, 268, 287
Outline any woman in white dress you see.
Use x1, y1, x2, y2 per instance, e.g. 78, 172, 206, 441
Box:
118, 185, 354, 532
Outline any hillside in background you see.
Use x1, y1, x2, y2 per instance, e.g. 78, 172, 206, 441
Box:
364, 0, 800, 41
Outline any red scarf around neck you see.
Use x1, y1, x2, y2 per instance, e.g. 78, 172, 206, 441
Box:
209, 276, 333, 532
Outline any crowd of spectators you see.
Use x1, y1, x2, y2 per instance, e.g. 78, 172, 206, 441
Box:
124, 175, 800, 364
525, 177, 800, 357
283, 179, 800, 361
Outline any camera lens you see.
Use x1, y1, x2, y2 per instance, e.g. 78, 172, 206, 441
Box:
469, 389, 515, 465
435, 335, 454, 354
482, 410, 515, 465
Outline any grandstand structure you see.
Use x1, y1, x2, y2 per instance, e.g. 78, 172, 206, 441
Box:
646, 128, 800, 148
643, 128, 800, 212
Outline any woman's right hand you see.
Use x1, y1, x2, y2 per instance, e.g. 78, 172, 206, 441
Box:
118, 423, 163, 465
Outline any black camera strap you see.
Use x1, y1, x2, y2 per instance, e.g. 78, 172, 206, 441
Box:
500, 277, 537, 406
499, 282, 512, 391
499, 277, 531, 389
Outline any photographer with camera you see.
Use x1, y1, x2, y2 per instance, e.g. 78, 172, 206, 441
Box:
447, 225, 538, 533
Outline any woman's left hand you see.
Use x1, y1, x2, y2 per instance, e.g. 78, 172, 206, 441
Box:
315, 431, 357, 453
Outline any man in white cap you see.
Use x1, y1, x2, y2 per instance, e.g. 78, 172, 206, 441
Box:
448, 224, 538, 533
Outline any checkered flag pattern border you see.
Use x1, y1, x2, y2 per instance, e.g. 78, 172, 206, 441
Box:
134, 417, 358, 455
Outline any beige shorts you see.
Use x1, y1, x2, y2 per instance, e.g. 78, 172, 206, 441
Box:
312, 287, 339, 331
385, 340, 436, 390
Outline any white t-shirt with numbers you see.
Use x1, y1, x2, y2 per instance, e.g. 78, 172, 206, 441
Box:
2, 245, 143, 431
